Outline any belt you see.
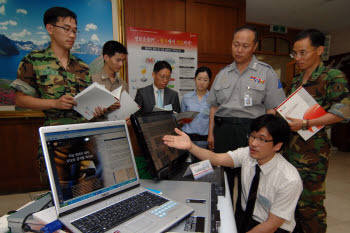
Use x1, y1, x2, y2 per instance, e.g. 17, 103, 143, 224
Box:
214, 116, 252, 125
187, 134, 208, 141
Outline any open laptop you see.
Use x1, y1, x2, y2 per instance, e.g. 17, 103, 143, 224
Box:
130, 111, 188, 179
39, 120, 193, 233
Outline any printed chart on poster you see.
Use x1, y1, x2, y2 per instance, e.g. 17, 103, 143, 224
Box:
126, 27, 198, 99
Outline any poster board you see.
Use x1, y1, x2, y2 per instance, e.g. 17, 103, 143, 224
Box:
126, 27, 198, 99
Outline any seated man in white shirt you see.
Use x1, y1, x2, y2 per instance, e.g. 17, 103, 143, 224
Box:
163, 114, 302, 233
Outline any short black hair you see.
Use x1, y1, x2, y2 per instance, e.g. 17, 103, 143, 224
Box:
103, 40, 128, 57
195, 66, 212, 80
250, 114, 290, 151
294, 29, 325, 47
233, 24, 258, 43
153, 60, 172, 73
43, 7, 77, 26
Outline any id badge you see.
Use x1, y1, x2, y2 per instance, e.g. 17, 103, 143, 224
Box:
244, 86, 252, 107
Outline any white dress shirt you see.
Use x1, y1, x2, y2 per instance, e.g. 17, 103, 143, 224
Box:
228, 147, 303, 232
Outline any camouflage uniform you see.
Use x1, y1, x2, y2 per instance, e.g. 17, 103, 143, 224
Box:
285, 62, 350, 233
15, 47, 91, 126
12, 47, 92, 184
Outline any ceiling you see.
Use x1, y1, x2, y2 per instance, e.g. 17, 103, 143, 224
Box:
247, 0, 350, 33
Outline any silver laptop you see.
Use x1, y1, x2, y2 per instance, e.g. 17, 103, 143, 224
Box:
39, 120, 193, 233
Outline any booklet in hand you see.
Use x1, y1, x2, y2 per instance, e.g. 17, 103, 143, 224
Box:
276, 86, 326, 141
73, 82, 117, 120
107, 90, 140, 120
175, 111, 199, 124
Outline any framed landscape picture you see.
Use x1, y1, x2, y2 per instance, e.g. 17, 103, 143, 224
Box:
0, 0, 116, 108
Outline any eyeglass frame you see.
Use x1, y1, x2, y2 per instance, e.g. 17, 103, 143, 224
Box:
52, 24, 79, 35
158, 75, 171, 80
289, 48, 317, 59
247, 134, 274, 144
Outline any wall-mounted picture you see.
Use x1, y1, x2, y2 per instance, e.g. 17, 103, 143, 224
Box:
0, 0, 114, 107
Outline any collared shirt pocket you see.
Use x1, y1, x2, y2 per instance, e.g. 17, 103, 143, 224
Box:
249, 84, 265, 105
214, 77, 232, 105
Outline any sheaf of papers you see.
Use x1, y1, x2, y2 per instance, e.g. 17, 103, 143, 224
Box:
276, 86, 326, 141
107, 91, 140, 120
73, 82, 116, 120
111, 86, 122, 100
175, 111, 199, 123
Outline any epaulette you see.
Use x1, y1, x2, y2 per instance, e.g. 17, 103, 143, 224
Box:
225, 63, 236, 72
27, 48, 47, 57
255, 60, 272, 69
326, 68, 343, 77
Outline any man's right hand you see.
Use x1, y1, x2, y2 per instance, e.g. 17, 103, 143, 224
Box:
163, 128, 193, 151
207, 132, 214, 151
54, 95, 76, 109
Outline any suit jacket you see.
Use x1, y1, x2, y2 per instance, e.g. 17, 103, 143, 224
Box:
134, 84, 181, 113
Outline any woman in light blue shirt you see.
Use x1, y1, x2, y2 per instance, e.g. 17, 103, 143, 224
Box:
181, 66, 212, 150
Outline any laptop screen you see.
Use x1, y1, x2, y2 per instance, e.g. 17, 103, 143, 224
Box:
131, 111, 187, 177
41, 123, 138, 209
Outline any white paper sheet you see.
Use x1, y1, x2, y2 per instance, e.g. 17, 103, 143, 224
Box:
74, 83, 116, 120
107, 91, 140, 120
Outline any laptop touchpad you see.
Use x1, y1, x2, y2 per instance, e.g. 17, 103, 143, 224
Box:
126, 217, 155, 232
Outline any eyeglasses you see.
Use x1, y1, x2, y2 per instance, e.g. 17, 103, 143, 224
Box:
158, 75, 171, 80
52, 24, 79, 35
290, 49, 315, 59
248, 134, 273, 144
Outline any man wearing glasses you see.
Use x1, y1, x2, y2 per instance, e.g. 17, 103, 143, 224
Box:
163, 114, 302, 233
285, 29, 350, 233
134, 60, 181, 113
207, 25, 286, 202
12, 7, 106, 126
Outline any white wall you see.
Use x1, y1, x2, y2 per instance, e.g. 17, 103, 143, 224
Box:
330, 28, 350, 56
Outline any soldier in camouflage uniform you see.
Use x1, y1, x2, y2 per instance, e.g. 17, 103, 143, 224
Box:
14, 47, 91, 126
285, 29, 350, 233
11, 7, 108, 184
12, 7, 106, 126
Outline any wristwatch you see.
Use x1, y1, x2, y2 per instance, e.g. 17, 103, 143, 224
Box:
302, 119, 309, 130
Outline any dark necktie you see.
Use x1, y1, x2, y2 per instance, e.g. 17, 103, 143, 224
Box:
242, 164, 261, 232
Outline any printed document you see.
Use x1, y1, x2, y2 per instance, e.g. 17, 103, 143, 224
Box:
276, 86, 326, 141
175, 111, 199, 124
73, 82, 116, 120
107, 91, 140, 120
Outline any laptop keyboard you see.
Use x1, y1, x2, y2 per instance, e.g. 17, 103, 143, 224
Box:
72, 191, 168, 233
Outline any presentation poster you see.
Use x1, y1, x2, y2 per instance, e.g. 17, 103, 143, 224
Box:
126, 27, 198, 99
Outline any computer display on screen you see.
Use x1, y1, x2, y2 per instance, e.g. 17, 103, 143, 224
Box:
43, 125, 137, 207
131, 111, 187, 178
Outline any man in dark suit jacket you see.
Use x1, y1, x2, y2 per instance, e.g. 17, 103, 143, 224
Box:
135, 60, 181, 113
